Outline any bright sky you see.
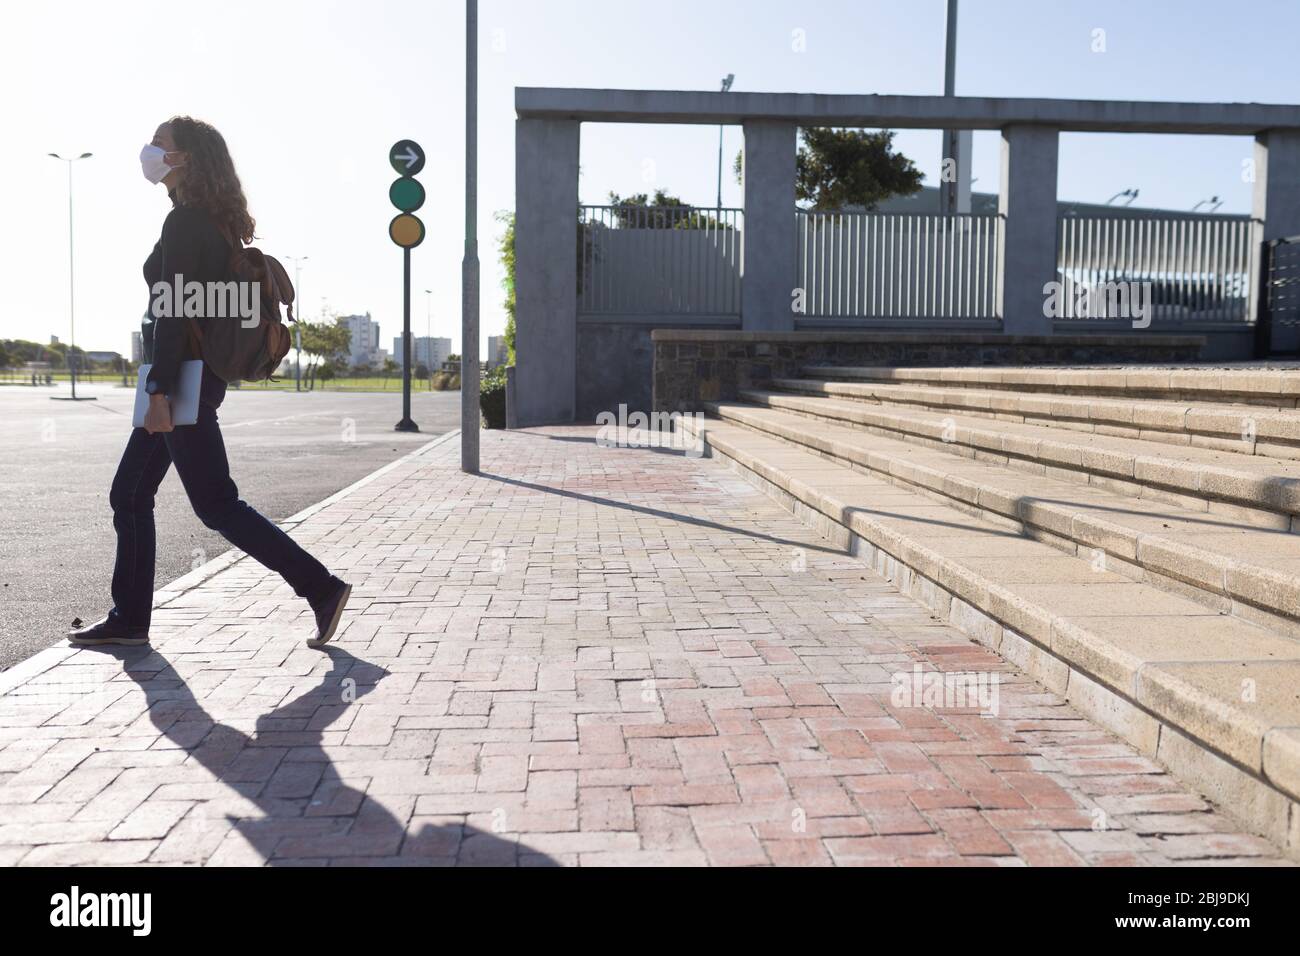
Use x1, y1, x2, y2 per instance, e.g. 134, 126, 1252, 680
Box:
3, 0, 1296, 359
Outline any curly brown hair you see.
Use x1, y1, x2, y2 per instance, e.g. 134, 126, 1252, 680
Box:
166, 116, 256, 244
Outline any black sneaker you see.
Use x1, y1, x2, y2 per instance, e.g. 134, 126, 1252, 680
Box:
308, 578, 351, 649
67, 616, 150, 647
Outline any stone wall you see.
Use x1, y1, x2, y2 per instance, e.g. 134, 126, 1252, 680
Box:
651, 330, 1205, 414
576, 321, 739, 422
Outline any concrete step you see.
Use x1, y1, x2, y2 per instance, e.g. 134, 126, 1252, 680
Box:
776, 375, 1300, 461
738, 388, 1300, 528
804, 365, 1300, 409
706, 398, 1300, 634
679, 412, 1300, 856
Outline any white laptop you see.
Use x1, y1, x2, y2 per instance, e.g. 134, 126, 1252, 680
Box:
132, 360, 204, 428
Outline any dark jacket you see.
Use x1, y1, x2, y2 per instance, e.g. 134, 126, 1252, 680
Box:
142, 192, 233, 403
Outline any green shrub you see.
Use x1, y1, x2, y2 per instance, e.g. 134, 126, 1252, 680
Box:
480, 366, 508, 429
431, 371, 453, 391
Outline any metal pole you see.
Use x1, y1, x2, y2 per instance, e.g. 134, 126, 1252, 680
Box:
940, 0, 962, 216
67, 160, 77, 400
716, 122, 724, 216
293, 259, 304, 391
48, 152, 94, 402
396, 246, 418, 431
462, 0, 481, 473
716, 74, 733, 218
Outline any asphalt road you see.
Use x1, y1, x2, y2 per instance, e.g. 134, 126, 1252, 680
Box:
0, 382, 461, 671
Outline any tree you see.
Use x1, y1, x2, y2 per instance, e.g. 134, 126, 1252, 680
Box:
381, 357, 398, 389
496, 211, 516, 365
2, 339, 49, 365
796, 128, 922, 210
735, 127, 923, 211
606, 190, 729, 230
298, 320, 351, 391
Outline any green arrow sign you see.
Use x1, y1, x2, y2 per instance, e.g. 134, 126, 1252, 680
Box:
389, 139, 425, 177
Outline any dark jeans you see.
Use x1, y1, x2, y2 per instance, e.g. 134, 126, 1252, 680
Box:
106, 381, 334, 630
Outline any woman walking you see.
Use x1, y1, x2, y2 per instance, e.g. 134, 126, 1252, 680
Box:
68, 116, 350, 649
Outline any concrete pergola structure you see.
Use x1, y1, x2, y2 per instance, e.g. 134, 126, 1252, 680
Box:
514, 88, 1300, 426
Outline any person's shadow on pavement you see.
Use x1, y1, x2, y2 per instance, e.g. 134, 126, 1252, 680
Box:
107, 644, 555, 866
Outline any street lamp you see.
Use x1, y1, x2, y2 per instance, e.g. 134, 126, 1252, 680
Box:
1106, 188, 1139, 206
716, 73, 734, 216
286, 255, 308, 391
48, 151, 93, 402
1192, 196, 1221, 212
462, 0, 480, 474
939, 1, 971, 215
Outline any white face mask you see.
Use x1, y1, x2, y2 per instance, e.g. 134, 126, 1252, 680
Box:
140, 144, 182, 185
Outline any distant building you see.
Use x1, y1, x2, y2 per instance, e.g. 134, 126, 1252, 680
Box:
131, 331, 143, 364
487, 335, 509, 369
394, 335, 451, 371
85, 350, 123, 367
338, 313, 382, 368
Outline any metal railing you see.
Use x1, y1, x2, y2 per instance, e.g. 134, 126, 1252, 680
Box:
577, 205, 743, 316
796, 211, 1004, 320
1057, 215, 1256, 323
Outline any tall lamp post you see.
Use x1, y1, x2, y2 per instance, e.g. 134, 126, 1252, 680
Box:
716, 73, 734, 216
48, 151, 93, 402
286, 255, 308, 391
939, 1, 971, 215
462, 0, 480, 474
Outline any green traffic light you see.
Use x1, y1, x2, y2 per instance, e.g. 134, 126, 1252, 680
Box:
389, 177, 426, 212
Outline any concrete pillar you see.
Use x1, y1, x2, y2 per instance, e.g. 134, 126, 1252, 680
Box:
741, 121, 797, 331
996, 125, 1059, 335
514, 117, 580, 426
1252, 130, 1300, 240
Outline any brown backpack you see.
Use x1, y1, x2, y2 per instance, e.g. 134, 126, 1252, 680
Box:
188, 228, 296, 384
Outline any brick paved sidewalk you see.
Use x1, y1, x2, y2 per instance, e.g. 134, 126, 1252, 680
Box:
0, 428, 1290, 866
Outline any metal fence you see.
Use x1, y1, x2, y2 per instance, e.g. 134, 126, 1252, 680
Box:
1056, 215, 1256, 323
796, 211, 1004, 320
577, 205, 743, 316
